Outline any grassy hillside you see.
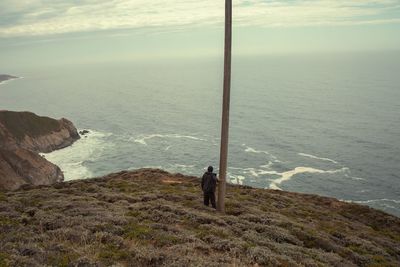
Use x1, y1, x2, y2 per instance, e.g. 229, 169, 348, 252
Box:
0, 169, 399, 266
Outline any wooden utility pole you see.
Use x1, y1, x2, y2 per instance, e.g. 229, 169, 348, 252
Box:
217, 0, 232, 213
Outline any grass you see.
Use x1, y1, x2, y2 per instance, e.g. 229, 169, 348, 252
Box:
0, 252, 9, 267
47, 252, 79, 267
98, 244, 129, 264
0, 169, 399, 266
0, 217, 18, 227
0, 111, 61, 141
123, 222, 153, 240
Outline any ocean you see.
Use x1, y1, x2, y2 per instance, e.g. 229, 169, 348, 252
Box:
1, 51, 399, 217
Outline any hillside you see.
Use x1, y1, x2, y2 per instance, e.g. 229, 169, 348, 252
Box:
0, 169, 398, 266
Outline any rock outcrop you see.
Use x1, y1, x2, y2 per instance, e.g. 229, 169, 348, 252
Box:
0, 148, 63, 190
0, 111, 80, 190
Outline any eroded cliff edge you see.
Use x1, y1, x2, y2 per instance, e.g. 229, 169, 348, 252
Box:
0, 110, 80, 190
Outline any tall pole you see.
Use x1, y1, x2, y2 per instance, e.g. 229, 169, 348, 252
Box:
217, 0, 232, 213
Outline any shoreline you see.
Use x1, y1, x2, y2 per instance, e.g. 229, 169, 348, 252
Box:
0, 75, 21, 86
39, 128, 400, 217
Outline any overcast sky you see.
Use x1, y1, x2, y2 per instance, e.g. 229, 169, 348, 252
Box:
1, 0, 400, 68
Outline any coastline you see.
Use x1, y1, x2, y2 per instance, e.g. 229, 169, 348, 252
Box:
0, 75, 21, 86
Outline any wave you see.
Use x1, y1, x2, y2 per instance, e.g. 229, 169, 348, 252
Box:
243, 144, 271, 155
268, 166, 349, 190
229, 174, 245, 185
41, 130, 112, 181
298, 153, 338, 164
132, 133, 206, 145
344, 174, 365, 181
242, 144, 279, 161
260, 161, 273, 169
170, 164, 196, 171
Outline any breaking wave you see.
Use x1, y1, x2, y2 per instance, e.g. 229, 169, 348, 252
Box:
242, 144, 280, 162
267, 167, 349, 190
131, 134, 207, 145
229, 174, 245, 185
41, 130, 112, 181
298, 153, 338, 164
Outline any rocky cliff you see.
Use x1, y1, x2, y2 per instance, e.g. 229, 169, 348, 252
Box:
0, 111, 79, 152
0, 169, 398, 266
0, 111, 80, 190
0, 148, 63, 190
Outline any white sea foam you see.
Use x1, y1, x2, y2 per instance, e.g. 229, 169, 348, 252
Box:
243, 144, 278, 160
350, 176, 365, 181
132, 133, 206, 145
298, 153, 338, 164
229, 167, 247, 170
268, 167, 349, 190
171, 164, 196, 171
229, 166, 275, 178
244, 146, 269, 155
229, 174, 245, 185
260, 161, 273, 169
41, 130, 111, 181
249, 169, 260, 177
343, 173, 366, 181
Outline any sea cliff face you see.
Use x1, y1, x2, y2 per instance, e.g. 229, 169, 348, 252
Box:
0, 111, 80, 152
0, 148, 63, 190
0, 111, 80, 190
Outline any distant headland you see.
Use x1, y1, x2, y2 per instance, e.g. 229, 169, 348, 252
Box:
0, 74, 19, 84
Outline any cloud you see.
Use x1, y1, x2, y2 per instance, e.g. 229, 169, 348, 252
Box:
0, 0, 399, 37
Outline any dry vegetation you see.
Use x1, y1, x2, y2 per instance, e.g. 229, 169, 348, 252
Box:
0, 169, 399, 266
0, 111, 61, 141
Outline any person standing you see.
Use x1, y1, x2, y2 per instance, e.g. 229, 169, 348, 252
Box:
201, 166, 217, 209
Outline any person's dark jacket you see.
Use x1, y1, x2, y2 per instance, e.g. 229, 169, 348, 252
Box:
201, 172, 217, 193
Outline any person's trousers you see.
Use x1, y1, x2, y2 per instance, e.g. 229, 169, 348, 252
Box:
204, 191, 216, 209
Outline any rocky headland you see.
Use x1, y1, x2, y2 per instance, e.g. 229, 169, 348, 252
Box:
0, 74, 18, 84
0, 111, 80, 190
0, 169, 399, 266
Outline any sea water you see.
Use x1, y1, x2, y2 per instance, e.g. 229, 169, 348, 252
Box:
1, 52, 399, 216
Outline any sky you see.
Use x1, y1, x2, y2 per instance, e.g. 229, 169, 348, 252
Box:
1, 0, 400, 68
